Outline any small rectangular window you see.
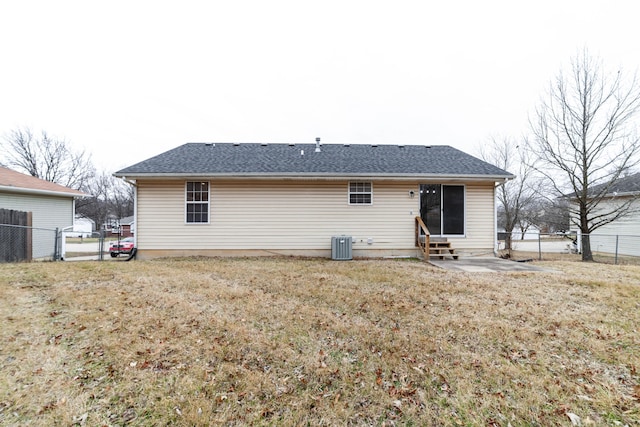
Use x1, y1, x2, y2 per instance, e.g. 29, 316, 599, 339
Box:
185, 181, 209, 223
349, 182, 372, 205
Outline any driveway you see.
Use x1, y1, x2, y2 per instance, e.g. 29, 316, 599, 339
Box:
64, 241, 126, 261
65, 241, 101, 253
428, 257, 553, 272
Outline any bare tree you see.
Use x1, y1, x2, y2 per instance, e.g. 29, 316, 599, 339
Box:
480, 136, 539, 253
109, 176, 135, 221
522, 198, 570, 234
530, 50, 640, 261
1, 127, 95, 190
76, 172, 134, 231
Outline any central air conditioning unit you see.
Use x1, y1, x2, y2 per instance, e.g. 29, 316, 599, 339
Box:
331, 235, 353, 260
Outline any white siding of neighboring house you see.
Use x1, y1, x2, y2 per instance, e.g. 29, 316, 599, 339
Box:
134, 179, 498, 259
573, 197, 640, 256
72, 217, 95, 237
0, 192, 74, 229
0, 191, 75, 258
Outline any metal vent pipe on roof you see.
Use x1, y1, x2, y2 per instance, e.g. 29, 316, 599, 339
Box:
315, 137, 321, 153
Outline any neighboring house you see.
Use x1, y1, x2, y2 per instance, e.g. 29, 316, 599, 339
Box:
570, 172, 640, 256
119, 215, 135, 237
114, 142, 514, 260
72, 215, 96, 238
105, 215, 135, 237
497, 226, 541, 241
0, 166, 86, 259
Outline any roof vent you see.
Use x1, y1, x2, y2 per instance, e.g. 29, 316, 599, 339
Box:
315, 137, 321, 153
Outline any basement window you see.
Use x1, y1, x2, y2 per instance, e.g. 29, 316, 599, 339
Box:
185, 181, 210, 223
348, 181, 372, 205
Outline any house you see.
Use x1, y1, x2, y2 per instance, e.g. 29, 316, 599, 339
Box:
114, 141, 514, 260
105, 215, 135, 237
72, 215, 96, 238
570, 172, 640, 256
0, 166, 86, 259
119, 215, 135, 237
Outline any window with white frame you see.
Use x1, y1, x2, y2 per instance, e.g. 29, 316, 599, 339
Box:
348, 181, 372, 205
185, 181, 209, 223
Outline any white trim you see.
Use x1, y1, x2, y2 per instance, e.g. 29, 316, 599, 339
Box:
0, 184, 85, 198
115, 173, 514, 183
133, 184, 138, 247
493, 184, 498, 254
348, 181, 373, 205
184, 181, 210, 224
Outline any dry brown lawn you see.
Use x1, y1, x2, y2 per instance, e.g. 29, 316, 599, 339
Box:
1, 257, 639, 426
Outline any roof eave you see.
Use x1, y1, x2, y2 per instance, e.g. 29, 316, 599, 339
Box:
114, 172, 514, 183
0, 185, 87, 198
603, 190, 640, 198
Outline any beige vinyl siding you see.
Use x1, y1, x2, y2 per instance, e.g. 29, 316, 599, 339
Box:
135, 179, 498, 257
451, 183, 496, 254
137, 179, 417, 252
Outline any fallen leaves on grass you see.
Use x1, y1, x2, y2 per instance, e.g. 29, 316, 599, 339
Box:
0, 257, 639, 425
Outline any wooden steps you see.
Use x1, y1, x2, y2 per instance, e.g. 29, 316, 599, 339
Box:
414, 217, 458, 261
429, 239, 459, 260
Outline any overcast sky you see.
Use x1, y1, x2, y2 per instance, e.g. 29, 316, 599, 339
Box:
1, 1, 638, 173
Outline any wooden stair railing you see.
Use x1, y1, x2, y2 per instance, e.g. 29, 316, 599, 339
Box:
415, 216, 430, 260
415, 216, 460, 261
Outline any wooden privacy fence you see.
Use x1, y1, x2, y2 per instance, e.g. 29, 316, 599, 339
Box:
0, 209, 33, 262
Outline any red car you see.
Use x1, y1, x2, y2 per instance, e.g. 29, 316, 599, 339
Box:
109, 237, 135, 257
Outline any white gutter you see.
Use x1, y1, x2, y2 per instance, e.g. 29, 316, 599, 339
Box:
492, 179, 512, 255
60, 225, 75, 260
603, 190, 640, 198
0, 185, 86, 198
113, 173, 515, 183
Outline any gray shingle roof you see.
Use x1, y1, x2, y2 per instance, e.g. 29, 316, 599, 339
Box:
587, 172, 640, 196
115, 143, 513, 179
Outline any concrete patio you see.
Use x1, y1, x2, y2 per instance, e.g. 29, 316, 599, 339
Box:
428, 256, 553, 272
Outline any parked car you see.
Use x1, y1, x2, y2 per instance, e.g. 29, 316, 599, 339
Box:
109, 237, 135, 257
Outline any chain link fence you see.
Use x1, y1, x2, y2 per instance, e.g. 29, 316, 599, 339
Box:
0, 223, 60, 262
498, 231, 640, 265
62, 230, 108, 261
1, 225, 133, 263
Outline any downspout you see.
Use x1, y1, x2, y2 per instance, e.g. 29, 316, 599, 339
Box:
120, 177, 138, 251
60, 196, 81, 260
493, 178, 512, 256
60, 225, 74, 260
